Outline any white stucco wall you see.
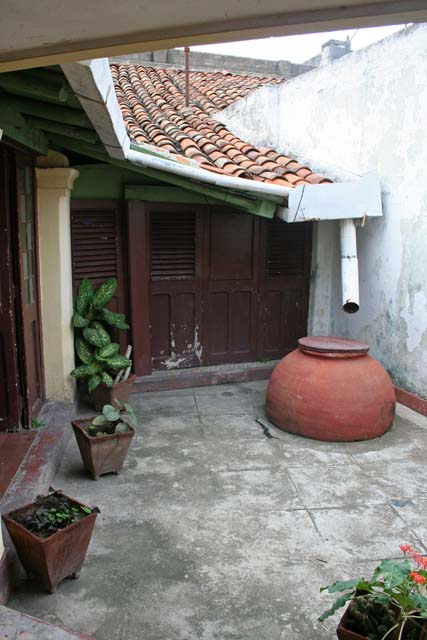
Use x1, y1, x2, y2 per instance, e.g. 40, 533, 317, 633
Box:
219, 24, 427, 397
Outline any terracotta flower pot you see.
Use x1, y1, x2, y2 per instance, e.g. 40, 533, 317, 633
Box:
337, 601, 427, 640
90, 373, 136, 412
72, 418, 135, 480
266, 336, 396, 442
2, 494, 97, 593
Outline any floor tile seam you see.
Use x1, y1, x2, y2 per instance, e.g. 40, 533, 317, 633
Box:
301, 500, 406, 512
388, 502, 427, 553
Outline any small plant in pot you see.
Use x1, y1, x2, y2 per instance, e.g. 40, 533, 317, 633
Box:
2, 490, 99, 593
72, 401, 138, 480
319, 544, 427, 640
70, 277, 135, 410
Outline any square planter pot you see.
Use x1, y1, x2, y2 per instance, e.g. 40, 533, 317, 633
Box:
72, 418, 135, 480
2, 493, 97, 593
337, 602, 427, 640
90, 374, 136, 412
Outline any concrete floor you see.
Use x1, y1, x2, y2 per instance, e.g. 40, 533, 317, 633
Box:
8, 380, 427, 640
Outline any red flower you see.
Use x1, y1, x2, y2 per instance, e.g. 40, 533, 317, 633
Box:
400, 544, 412, 554
410, 572, 427, 585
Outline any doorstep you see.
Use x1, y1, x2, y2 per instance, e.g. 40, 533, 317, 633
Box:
0, 401, 74, 604
0, 604, 95, 639
133, 360, 279, 393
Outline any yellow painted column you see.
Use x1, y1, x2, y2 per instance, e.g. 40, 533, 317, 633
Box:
35, 166, 79, 402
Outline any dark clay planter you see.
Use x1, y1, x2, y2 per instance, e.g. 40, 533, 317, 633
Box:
2, 494, 97, 593
72, 418, 135, 480
337, 603, 427, 640
90, 374, 136, 412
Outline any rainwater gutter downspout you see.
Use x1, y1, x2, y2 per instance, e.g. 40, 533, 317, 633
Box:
340, 219, 359, 314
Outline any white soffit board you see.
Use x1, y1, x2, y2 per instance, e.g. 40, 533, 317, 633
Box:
283, 172, 383, 222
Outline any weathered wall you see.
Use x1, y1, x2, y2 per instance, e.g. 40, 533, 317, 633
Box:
110, 49, 312, 78
219, 24, 427, 397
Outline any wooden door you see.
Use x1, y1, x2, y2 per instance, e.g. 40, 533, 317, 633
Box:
15, 153, 44, 420
203, 208, 259, 365
149, 205, 203, 370
70, 201, 128, 352
257, 218, 312, 360
0, 146, 21, 431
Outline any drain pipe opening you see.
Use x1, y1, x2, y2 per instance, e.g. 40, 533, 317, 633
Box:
340, 218, 360, 314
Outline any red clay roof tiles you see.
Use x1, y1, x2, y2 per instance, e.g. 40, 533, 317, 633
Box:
111, 64, 331, 188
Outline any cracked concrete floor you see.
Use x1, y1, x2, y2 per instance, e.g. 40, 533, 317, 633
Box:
8, 380, 427, 640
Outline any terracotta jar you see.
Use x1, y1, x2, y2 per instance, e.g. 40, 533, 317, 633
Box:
266, 336, 396, 442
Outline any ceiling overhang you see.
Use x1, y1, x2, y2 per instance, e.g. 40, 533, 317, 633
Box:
1, 1, 426, 73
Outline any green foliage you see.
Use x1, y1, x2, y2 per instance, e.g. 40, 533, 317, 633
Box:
319, 545, 427, 640
92, 277, 117, 309
70, 277, 131, 392
31, 417, 45, 429
87, 400, 139, 437
12, 491, 99, 539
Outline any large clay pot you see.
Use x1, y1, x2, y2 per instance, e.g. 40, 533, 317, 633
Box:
266, 336, 396, 442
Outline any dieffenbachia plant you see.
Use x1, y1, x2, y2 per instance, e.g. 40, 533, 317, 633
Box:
70, 277, 131, 392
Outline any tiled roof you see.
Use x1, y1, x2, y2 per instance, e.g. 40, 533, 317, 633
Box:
111, 64, 331, 188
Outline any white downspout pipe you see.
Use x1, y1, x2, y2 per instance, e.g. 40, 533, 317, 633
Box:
340, 218, 359, 314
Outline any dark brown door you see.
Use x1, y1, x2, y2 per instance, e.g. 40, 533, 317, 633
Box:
0, 147, 21, 431
203, 208, 259, 365
15, 153, 44, 420
70, 201, 128, 352
258, 218, 312, 359
149, 206, 203, 370
103, 202, 312, 376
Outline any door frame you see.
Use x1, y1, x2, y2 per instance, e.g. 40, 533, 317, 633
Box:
0, 139, 45, 428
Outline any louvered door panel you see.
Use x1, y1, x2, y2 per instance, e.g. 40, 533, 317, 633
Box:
151, 211, 196, 280
70, 201, 128, 350
258, 219, 312, 360
149, 206, 203, 370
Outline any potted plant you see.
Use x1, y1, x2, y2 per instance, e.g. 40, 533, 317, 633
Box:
319, 544, 427, 640
72, 401, 138, 480
2, 490, 99, 593
70, 276, 135, 410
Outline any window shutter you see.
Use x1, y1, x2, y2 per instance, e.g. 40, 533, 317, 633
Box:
150, 210, 196, 280
266, 219, 308, 278
71, 208, 120, 290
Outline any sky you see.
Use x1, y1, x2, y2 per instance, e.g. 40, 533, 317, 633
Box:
189, 24, 407, 64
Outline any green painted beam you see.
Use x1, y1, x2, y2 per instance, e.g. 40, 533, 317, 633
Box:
25, 116, 99, 144
125, 185, 223, 204
0, 96, 92, 128
0, 72, 80, 109
1, 121, 48, 154
49, 136, 277, 218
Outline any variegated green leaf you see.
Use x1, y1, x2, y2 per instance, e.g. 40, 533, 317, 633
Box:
75, 278, 93, 315
83, 327, 104, 348
72, 312, 89, 328
102, 405, 120, 421
92, 278, 117, 309
115, 422, 129, 434
91, 321, 111, 347
100, 308, 129, 329
101, 371, 114, 387
91, 415, 108, 426
98, 343, 120, 359
88, 374, 102, 393
70, 363, 100, 379
75, 338, 93, 365
105, 356, 131, 371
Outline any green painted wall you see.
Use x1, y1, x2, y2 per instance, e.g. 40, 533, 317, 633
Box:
71, 163, 162, 200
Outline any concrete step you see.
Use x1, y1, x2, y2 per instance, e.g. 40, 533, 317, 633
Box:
132, 360, 279, 393
0, 604, 94, 639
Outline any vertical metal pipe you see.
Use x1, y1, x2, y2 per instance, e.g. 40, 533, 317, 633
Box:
340, 218, 359, 313
184, 46, 190, 107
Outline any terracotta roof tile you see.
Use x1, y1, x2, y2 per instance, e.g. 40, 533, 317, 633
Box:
111, 63, 331, 189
